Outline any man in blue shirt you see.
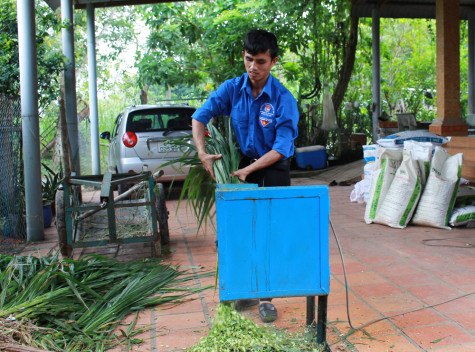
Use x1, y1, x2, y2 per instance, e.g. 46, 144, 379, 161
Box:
192, 29, 299, 187
192, 30, 299, 322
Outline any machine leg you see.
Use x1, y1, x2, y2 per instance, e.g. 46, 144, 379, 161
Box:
306, 296, 316, 327
317, 295, 328, 344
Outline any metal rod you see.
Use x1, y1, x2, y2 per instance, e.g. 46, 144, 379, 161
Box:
114, 170, 163, 202
71, 236, 155, 248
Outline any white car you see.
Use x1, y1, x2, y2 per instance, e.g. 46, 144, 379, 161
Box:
100, 104, 195, 190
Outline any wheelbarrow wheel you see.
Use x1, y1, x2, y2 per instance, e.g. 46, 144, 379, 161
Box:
155, 183, 169, 245
55, 189, 72, 257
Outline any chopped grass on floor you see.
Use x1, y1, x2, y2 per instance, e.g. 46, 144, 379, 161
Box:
188, 303, 325, 352
0, 252, 212, 351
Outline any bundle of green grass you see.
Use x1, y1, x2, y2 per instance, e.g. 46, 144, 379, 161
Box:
160, 117, 242, 232
188, 303, 324, 352
0, 252, 210, 351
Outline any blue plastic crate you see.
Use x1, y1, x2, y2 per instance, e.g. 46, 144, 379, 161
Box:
295, 145, 327, 170
215, 184, 330, 301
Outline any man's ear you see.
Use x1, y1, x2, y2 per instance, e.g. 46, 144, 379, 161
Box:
271, 57, 278, 67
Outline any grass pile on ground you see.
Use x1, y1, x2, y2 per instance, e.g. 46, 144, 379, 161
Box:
0, 252, 210, 351
188, 303, 325, 352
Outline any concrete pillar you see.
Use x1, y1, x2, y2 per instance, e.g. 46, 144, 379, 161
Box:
87, 3, 101, 175
429, 0, 468, 136
17, 0, 44, 240
371, 7, 381, 142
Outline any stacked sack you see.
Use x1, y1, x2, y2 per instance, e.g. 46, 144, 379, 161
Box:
448, 187, 475, 228
361, 131, 465, 229
350, 144, 379, 203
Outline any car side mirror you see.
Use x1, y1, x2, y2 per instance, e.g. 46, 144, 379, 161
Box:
100, 131, 111, 141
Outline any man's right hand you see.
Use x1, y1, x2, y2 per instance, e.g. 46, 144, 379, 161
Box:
192, 119, 223, 181
198, 152, 222, 181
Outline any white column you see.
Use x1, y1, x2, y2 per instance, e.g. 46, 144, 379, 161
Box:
371, 7, 381, 142
17, 0, 44, 240
87, 3, 101, 175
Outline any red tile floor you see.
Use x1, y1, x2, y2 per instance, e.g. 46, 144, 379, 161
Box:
22, 175, 475, 352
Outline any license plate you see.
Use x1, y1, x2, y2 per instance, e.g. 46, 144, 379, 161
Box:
157, 144, 180, 153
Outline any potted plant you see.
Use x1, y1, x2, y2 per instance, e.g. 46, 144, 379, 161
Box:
42, 164, 61, 228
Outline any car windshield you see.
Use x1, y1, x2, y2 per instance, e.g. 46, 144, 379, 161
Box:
126, 108, 194, 133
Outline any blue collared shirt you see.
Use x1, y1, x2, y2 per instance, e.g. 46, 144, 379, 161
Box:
192, 73, 299, 159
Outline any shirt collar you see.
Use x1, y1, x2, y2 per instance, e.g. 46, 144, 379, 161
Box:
242, 73, 274, 100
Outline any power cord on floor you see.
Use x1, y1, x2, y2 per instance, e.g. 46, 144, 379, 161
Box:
422, 238, 475, 248
329, 218, 475, 335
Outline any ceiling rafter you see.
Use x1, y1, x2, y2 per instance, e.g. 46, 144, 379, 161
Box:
352, 0, 475, 19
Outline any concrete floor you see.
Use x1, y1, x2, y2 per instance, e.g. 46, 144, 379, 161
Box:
22, 170, 475, 352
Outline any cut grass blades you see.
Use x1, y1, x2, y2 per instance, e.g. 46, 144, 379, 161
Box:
205, 117, 241, 185
159, 116, 242, 232
0, 252, 212, 351
188, 303, 325, 352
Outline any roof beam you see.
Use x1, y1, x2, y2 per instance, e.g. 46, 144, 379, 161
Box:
351, 1, 475, 20
73, 0, 187, 9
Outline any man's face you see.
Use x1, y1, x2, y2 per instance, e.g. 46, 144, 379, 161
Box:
242, 50, 278, 85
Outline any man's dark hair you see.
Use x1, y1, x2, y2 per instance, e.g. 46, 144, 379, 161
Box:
243, 30, 278, 59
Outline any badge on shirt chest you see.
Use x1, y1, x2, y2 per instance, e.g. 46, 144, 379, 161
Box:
259, 103, 275, 127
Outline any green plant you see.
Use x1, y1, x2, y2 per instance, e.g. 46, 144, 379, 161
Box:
159, 116, 241, 232
41, 163, 61, 204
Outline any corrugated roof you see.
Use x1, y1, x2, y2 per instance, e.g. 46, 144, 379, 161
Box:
352, 0, 475, 20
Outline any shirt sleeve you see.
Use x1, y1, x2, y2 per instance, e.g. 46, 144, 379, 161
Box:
192, 81, 233, 125
272, 91, 299, 159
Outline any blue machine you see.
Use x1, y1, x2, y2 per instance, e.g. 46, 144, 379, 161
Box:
215, 184, 330, 300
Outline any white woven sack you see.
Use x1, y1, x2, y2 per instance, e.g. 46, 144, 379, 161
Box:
350, 179, 365, 203
377, 130, 450, 149
403, 140, 434, 188
411, 147, 463, 229
363, 162, 376, 202
374, 150, 422, 228
363, 144, 379, 164
364, 148, 403, 224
